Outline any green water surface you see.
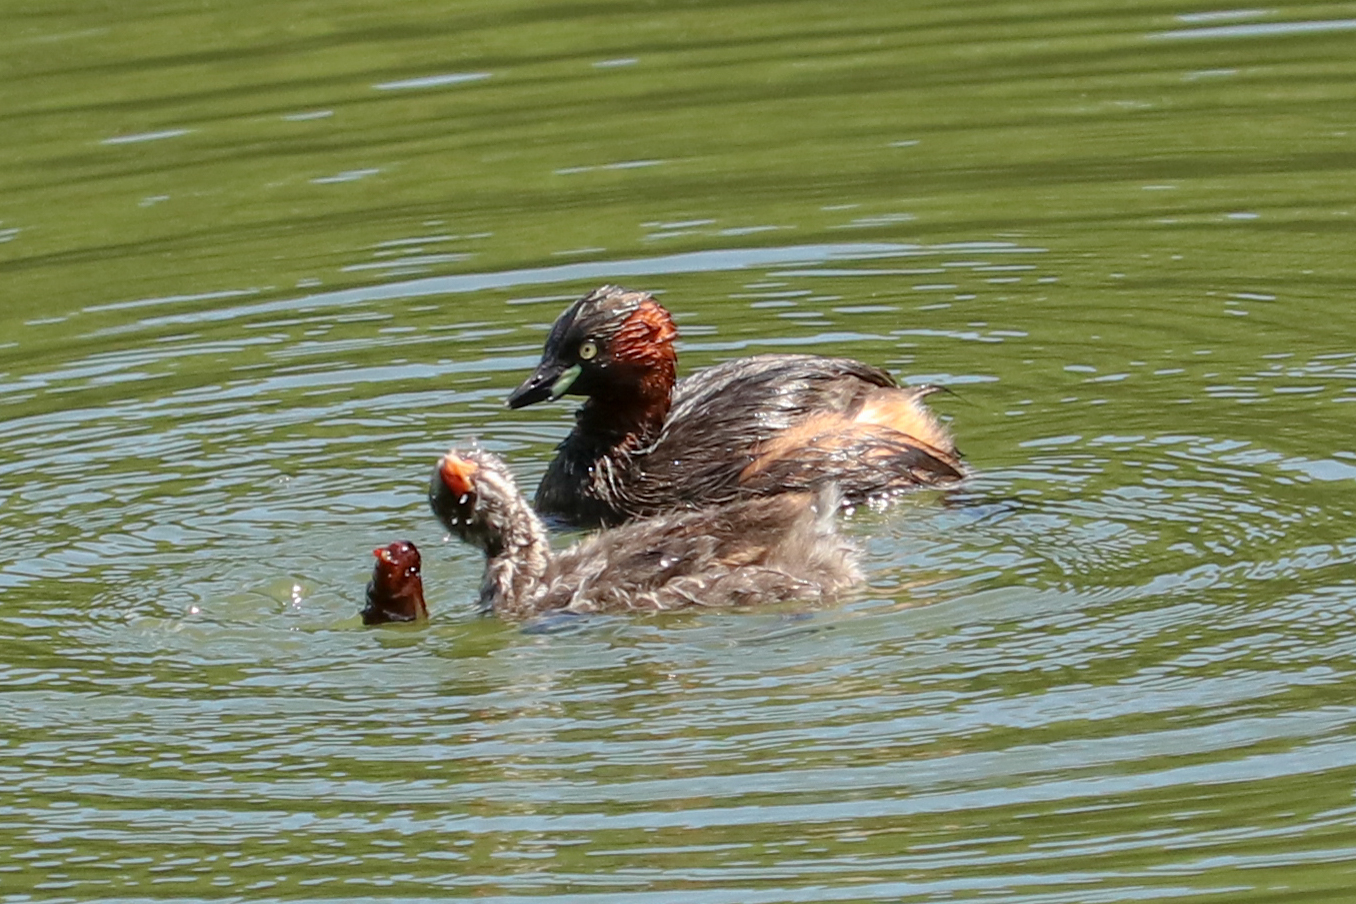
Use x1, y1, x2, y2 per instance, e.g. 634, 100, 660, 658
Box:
3, 0, 1356, 900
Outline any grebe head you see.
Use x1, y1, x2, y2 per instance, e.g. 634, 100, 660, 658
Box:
506, 285, 677, 409
361, 540, 426, 625
428, 447, 524, 551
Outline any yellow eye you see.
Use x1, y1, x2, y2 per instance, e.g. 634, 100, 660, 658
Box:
578, 340, 599, 360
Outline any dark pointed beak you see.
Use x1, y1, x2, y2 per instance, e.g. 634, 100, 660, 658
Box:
506, 360, 582, 409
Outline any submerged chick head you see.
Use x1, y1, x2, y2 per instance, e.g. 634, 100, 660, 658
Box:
361, 540, 426, 625
506, 285, 677, 408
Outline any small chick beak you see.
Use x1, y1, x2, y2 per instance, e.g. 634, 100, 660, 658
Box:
439, 453, 479, 499
506, 360, 582, 408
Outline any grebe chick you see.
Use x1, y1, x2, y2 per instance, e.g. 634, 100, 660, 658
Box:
362, 540, 427, 625
428, 447, 861, 620
507, 285, 965, 527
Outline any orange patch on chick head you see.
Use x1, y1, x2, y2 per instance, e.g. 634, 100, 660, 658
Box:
439, 454, 479, 499
374, 540, 420, 571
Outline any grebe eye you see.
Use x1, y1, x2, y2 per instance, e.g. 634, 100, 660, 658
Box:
578, 340, 598, 360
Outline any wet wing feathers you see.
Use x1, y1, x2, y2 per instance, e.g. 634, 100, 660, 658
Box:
627, 355, 952, 512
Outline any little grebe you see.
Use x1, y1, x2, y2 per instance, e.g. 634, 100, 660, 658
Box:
507, 285, 965, 527
428, 446, 861, 619
362, 540, 427, 625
